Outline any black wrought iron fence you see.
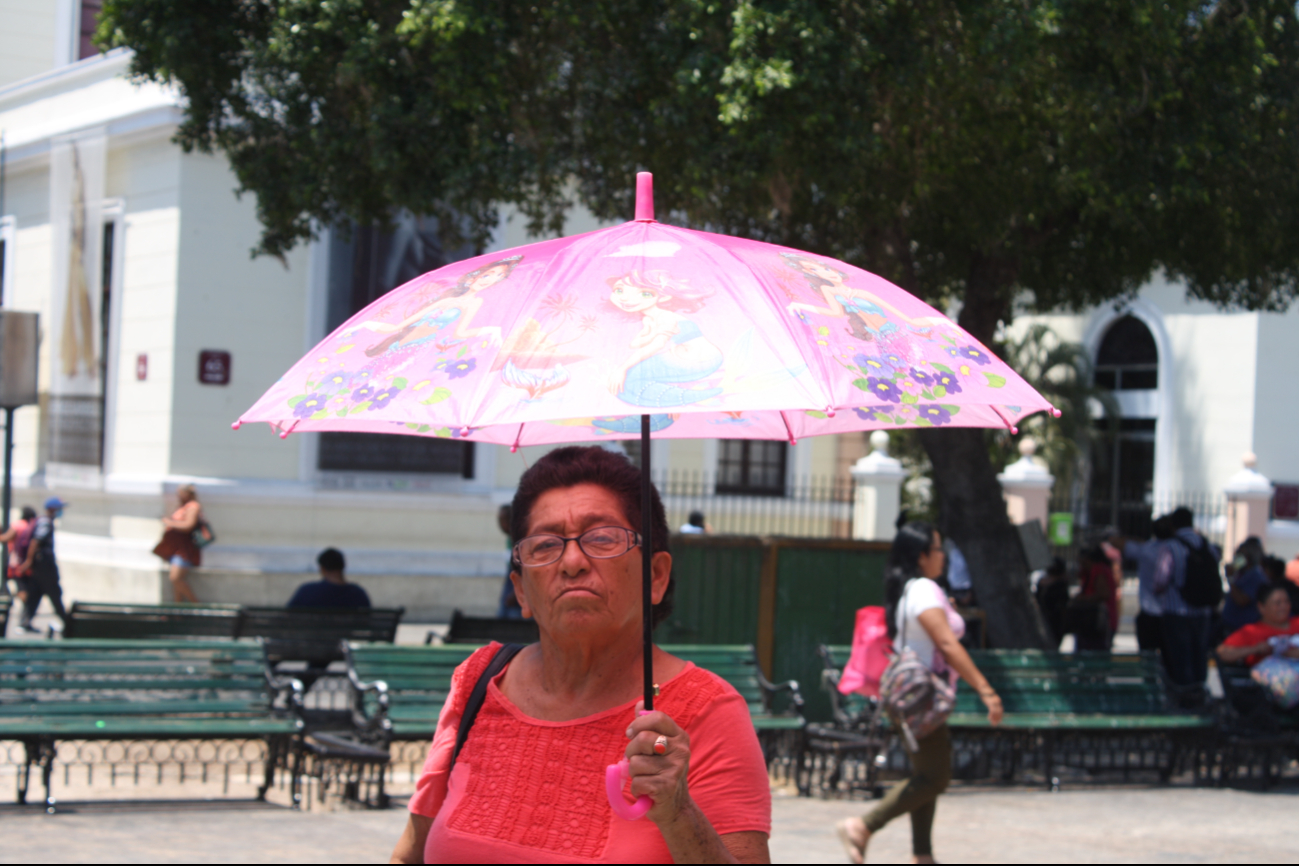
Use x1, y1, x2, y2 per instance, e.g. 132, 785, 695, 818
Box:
652, 471, 855, 539
1048, 489, 1227, 570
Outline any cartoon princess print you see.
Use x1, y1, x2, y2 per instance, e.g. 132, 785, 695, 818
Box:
604, 270, 724, 408
781, 253, 948, 343
351, 255, 523, 357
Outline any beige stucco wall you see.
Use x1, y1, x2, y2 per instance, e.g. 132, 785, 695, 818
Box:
0, 0, 56, 89
169, 151, 309, 480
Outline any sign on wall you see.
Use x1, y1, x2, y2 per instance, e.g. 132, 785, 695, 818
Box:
199, 350, 231, 385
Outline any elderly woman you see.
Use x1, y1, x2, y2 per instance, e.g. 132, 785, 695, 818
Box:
391, 446, 771, 864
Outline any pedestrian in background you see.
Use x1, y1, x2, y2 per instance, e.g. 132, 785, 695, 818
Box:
835, 522, 1002, 865
152, 485, 203, 603
288, 548, 370, 608
678, 510, 709, 534
1072, 545, 1119, 651
1117, 515, 1175, 653
17, 498, 69, 634
0, 506, 38, 623
1034, 556, 1069, 647
1155, 507, 1218, 707
1221, 537, 1268, 636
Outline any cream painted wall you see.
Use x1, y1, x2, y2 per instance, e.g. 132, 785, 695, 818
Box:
1252, 305, 1299, 485
105, 134, 182, 478
169, 151, 308, 480
0, 0, 56, 88
1162, 310, 1258, 494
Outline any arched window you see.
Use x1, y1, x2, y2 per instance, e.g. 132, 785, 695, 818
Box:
1094, 315, 1158, 390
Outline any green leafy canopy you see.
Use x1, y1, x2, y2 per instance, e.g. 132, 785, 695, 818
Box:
101, 0, 1299, 327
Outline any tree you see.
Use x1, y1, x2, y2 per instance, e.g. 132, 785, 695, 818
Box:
101, 0, 1299, 647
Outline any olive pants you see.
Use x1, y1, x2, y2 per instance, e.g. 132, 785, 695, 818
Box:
864, 724, 952, 857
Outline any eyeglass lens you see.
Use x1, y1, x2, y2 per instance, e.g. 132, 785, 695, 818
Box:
516, 527, 637, 566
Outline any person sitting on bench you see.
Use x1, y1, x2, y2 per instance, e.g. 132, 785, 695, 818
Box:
288, 548, 371, 609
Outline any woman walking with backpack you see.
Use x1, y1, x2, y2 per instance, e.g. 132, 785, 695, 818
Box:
836, 522, 1002, 864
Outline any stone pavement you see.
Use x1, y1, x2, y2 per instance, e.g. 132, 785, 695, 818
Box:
0, 784, 1296, 863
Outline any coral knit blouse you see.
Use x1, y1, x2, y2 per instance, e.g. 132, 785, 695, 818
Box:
409, 643, 772, 864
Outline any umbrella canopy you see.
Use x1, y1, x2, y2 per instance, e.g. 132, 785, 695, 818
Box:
237, 176, 1054, 443
237, 173, 1055, 821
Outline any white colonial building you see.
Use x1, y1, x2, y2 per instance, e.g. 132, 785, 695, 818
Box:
0, 1, 853, 618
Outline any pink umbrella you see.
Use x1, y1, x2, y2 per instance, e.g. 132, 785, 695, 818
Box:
236, 173, 1055, 818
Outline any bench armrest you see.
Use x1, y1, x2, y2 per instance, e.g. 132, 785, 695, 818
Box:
265, 669, 306, 715
756, 668, 804, 716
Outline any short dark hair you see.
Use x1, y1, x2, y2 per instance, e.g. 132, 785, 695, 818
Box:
1169, 507, 1195, 530
1257, 581, 1291, 606
20, 506, 36, 521
1152, 515, 1174, 540
511, 446, 674, 628
687, 510, 705, 528
317, 548, 346, 572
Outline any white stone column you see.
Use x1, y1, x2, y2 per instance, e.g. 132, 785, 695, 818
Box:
1223, 452, 1273, 561
851, 431, 907, 541
997, 438, 1054, 530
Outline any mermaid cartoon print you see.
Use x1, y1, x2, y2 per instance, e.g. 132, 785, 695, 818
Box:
781, 253, 947, 343
351, 255, 522, 357
605, 270, 724, 408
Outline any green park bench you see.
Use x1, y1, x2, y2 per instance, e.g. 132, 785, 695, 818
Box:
237, 606, 404, 674
0, 639, 303, 811
425, 608, 541, 645
62, 601, 243, 640
0, 596, 10, 636
1208, 656, 1299, 789
344, 641, 803, 742
949, 649, 1213, 787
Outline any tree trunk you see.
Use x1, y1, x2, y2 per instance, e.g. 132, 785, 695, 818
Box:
917, 427, 1051, 649
916, 254, 1050, 650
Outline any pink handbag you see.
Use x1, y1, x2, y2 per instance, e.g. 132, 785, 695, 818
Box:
839, 606, 890, 698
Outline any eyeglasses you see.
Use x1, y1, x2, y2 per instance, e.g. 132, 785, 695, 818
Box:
513, 526, 642, 568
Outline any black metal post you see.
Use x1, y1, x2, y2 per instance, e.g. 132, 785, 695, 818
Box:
640, 414, 654, 712
1, 406, 12, 589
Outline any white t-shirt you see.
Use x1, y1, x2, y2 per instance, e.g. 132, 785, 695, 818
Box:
894, 577, 955, 670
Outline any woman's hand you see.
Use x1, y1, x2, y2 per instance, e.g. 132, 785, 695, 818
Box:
979, 689, 1004, 726
624, 700, 692, 827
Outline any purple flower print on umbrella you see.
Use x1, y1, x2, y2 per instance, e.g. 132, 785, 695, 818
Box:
369, 387, 402, 410
447, 358, 477, 380
322, 370, 354, 391
353, 384, 377, 403
881, 351, 907, 368
916, 404, 953, 425
865, 376, 902, 403
293, 393, 329, 419
854, 354, 896, 376
932, 369, 962, 394
853, 406, 896, 422
947, 345, 992, 366
909, 367, 934, 386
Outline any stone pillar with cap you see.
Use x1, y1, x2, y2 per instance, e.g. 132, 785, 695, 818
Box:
1223, 452, 1274, 562
997, 437, 1054, 530
851, 431, 907, 541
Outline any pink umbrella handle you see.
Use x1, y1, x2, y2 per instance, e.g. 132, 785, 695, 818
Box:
605, 760, 652, 821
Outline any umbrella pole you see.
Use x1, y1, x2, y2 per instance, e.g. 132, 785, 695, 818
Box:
640, 413, 654, 712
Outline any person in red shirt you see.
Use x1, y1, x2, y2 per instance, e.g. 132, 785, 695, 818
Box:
1217, 582, 1299, 667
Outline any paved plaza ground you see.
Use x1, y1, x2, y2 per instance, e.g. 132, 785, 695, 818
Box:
0, 784, 1295, 863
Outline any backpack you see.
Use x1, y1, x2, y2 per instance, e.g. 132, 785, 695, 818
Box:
838, 606, 889, 698
1175, 534, 1224, 609
878, 580, 956, 752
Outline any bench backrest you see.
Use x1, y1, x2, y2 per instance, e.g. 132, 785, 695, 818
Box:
818, 643, 874, 724
0, 596, 9, 636
954, 650, 1171, 716
0, 639, 275, 718
659, 644, 771, 717
238, 607, 404, 643
63, 602, 243, 640
444, 609, 540, 645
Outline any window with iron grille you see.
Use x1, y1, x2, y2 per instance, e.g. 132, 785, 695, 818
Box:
319, 215, 476, 476
716, 440, 787, 497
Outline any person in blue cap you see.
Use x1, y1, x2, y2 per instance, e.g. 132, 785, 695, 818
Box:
17, 497, 69, 633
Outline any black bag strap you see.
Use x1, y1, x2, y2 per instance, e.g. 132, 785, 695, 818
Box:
452, 642, 525, 765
